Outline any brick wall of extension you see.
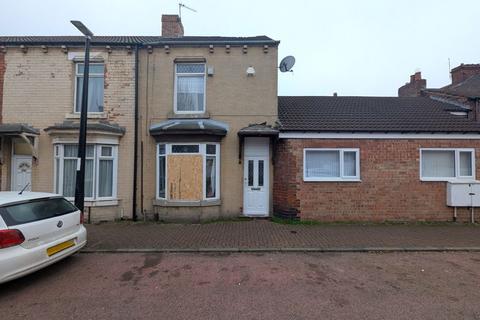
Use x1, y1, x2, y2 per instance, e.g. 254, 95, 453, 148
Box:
274, 138, 480, 222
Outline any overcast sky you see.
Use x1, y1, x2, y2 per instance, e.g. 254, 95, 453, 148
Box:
1, 0, 479, 96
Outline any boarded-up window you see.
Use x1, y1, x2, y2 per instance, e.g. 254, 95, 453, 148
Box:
167, 155, 203, 201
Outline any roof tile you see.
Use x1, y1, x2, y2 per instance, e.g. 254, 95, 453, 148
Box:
278, 96, 480, 133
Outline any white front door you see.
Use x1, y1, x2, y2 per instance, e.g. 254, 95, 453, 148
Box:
12, 156, 32, 191
243, 137, 269, 216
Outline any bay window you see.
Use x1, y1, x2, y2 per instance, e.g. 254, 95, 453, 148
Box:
157, 143, 220, 200
54, 144, 117, 200
304, 148, 360, 181
420, 148, 475, 181
174, 63, 206, 113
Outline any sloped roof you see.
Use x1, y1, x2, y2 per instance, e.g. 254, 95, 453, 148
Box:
425, 75, 480, 99
0, 123, 39, 135
44, 121, 125, 135
0, 35, 278, 46
238, 123, 279, 137
278, 96, 480, 133
149, 119, 229, 136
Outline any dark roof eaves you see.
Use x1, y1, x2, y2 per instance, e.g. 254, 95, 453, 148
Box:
144, 40, 280, 47
278, 128, 480, 134
0, 37, 279, 47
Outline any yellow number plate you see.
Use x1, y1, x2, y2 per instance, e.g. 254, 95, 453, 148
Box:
47, 239, 76, 257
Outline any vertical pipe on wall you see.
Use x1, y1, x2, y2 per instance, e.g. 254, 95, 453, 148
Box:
132, 45, 139, 221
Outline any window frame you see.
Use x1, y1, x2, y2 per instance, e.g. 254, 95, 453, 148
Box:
303, 148, 360, 182
73, 62, 105, 114
173, 63, 207, 115
419, 148, 475, 181
54, 144, 118, 201
156, 144, 167, 200
156, 142, 220, 201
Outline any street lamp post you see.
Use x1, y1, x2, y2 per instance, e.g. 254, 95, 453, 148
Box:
71, 20, 93, 213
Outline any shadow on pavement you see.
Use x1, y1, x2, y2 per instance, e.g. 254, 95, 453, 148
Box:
0, 254, 79, 296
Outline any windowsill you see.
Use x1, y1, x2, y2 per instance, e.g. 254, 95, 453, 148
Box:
304, 178, 361, 182
167, 111, 210, 119
67, 198, 119, 207
153, 198, 221, 207
65, 112, 108, 119
420, 178, 477, 182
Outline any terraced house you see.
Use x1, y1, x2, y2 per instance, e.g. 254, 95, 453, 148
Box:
1, 15, 480, 223
0, 15, 279, 222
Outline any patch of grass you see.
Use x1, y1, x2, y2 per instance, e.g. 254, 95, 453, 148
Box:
201, 217, 253, 224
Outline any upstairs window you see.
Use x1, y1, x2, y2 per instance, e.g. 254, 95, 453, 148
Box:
174, 63, 205, 113
420, 148, 475, 181
75, 63, 105, 113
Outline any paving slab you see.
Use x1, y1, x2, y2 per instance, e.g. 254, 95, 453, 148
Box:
83, 220, 480, 252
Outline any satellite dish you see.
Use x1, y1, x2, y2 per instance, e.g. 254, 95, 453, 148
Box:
279, 55, 295, 72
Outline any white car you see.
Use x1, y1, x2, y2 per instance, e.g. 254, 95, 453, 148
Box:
0, 192, 87, 284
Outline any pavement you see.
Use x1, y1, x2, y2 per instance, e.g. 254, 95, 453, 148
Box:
83, 219, 480, 252
2, 252, 480, 320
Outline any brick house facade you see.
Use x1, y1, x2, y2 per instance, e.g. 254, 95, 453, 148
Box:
274, 138, 480, 222
0, 17, 478, 223
0, 15, 279, 222
275, 96, 480, 222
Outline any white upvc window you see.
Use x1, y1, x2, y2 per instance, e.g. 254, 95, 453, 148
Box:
303, 148, 360, 181
420, 148, 475, 181
156, 143, 220, 200
74, 63, 105, 113
174, 63, 206, 114
54, 144, 118, 200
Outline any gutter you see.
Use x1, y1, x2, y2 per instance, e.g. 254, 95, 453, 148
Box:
132, 45, 139, 221
0, 40, 280, 48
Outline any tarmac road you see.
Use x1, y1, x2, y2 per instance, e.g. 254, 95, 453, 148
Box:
1, 252, 480, 320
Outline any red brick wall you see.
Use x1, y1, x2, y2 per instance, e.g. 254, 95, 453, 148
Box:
451, 64, 480, 85
161, 15, 184, 37
274, 138, 480, 222
398, 72, 426, 97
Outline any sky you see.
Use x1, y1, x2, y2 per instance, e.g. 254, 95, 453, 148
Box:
1, 0, 479, 96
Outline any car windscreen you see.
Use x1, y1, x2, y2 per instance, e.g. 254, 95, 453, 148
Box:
0, 198, 78, 227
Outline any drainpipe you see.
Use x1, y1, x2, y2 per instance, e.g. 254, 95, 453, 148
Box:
132, 45, 139, 221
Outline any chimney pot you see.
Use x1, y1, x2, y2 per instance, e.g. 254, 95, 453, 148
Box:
162, 14, 184, 37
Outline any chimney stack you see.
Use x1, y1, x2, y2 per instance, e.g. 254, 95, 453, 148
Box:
398, 71, 426, 97
450, 64, 480, 85
162, 15, 184, 38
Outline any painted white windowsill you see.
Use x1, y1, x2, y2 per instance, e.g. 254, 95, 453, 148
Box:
153, 198, 221, 207
67, 198, 119, 207
65, 112, 108, 119
304, 178, 362, 182
420, 177, 476, 182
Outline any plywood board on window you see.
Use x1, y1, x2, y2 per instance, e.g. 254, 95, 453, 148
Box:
167, 154, 203, 201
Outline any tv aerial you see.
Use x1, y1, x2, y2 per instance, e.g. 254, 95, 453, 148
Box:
179, 3, 197, 18
279, 55, 296, 72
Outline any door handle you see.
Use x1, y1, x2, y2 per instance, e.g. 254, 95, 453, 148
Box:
251, 187, 261, 191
